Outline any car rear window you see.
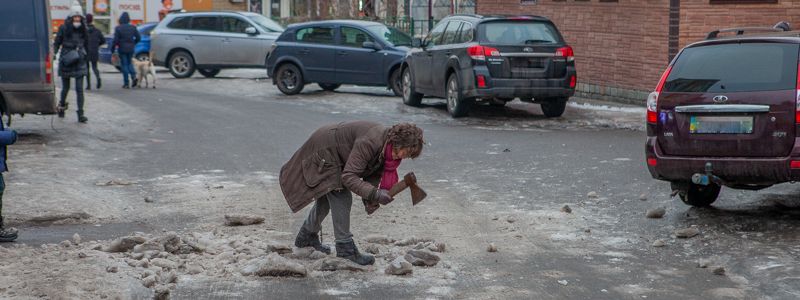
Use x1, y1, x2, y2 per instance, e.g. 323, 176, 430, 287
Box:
478, 21, 562, 45
295, 27, 334, 44
0, 1, 36, 39
664, 42, 799, 93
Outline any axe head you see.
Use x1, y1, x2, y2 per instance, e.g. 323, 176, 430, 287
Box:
403, 172, 427, 205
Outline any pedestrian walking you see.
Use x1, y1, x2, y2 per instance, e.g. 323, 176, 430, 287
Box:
280, 121, 424, 265
53, 12, 90, 123
84, 13, 105, 90
111, 12, 141, 89
0, 119, 18, 242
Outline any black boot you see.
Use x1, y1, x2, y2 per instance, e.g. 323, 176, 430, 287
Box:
132, 78, 138, 88
57, 102, 68, 118
97, 78, 102, 89
336, 240, 374, 266
77, 111, 88, 123
0, 217, 18, 243
294, 227, 331, 254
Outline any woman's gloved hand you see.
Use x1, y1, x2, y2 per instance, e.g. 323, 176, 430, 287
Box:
375, 189, 394, 205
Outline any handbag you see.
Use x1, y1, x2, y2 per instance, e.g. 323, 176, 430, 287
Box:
61, 49, 80, 66
111, 52, 120, 67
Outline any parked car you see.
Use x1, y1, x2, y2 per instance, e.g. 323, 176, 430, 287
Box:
266, 20, 411, 96
99, 22, 158, 66
646, 23, 800, 207
150, 11, 284, 78
0, 0, 56, 115
401, 14, 576, 118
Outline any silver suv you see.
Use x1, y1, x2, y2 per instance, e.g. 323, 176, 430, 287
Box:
151, 11, 284, 78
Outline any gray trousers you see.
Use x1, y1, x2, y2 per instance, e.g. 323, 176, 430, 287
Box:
302, 189, 353, 243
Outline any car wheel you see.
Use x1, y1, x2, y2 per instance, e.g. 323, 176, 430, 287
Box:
169, 51, 195, 79
198, 69, 220, 78
389, 68, 403, 97
401, 67, 423, 107
276, 63, 304, 95
679, 183, 721, 207
135, 52, 149, 62
446, 73, 472, 118
540, 97, 567, 118
318, 83, 341, 91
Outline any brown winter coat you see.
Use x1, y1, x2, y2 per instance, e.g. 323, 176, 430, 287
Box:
279, 121, 388, 213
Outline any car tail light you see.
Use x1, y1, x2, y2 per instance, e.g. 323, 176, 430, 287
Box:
647, 66, 673, 124
791, 160, 800, 169
468, 45, 499, 61
647, 158, 657, 167
796, 63, 800, 123
45, 52, 52, 84
555, 46, 574, 62
569, 75, 576, 88
476, 75, 487, 88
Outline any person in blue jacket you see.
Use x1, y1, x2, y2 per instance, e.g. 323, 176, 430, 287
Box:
0, 120, 18, 242
111, 12, 141, 88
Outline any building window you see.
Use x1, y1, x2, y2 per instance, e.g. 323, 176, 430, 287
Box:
521, 0, 537, 4
710, 0, 777, 3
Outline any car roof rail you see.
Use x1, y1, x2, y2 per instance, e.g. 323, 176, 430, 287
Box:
706, 21, 792, 39
449, 13, 482, 18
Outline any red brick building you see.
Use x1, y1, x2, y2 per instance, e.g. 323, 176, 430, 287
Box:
477, 0, 800, 104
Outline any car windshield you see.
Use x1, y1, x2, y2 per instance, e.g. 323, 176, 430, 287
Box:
479, 21, 562, 45
366, 25, 412, 46
246, 14, 284, 33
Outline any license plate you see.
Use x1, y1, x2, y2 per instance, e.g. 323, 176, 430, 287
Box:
690, 116, 754, 134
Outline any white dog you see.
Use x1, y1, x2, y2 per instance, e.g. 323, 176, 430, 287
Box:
133, 56, 156, 89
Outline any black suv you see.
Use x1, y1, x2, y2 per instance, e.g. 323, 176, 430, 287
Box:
401, 14, 576, 118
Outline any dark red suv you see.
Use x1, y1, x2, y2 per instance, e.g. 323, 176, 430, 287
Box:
646, 23, 800, 207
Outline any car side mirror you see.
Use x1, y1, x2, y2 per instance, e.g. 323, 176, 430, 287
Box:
362, 41, 380, 51
245, 27, 258, 35
412, 38, 422, 48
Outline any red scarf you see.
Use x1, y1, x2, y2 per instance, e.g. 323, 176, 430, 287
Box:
379, 143, 402, 190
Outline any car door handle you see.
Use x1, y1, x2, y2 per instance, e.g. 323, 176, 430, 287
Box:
299, 49, 310, 55
426, 52, 433, 57
184, 36, 193, 41
337, 51, 348, 56
444, 51, 452, 56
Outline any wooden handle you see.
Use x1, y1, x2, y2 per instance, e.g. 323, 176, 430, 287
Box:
388, 180, 408, 197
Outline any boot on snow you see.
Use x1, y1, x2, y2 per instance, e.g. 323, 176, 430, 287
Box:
0, 218, 18, 242
336, 240, 374, 266
294, 227, 331, 254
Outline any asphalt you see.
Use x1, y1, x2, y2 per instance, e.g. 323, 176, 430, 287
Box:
12, 67, 800, 299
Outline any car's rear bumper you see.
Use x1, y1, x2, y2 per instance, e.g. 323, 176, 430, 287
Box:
646, 137, 800, 185
0, 89, 57, 115
463, 69, 576, 99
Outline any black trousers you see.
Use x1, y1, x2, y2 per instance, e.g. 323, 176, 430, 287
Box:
60, 76, 85, 115
85, 59, 100, 88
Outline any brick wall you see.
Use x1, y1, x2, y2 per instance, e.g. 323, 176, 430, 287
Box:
211, 0, 246, 11
478, 0, 672, 101
679, 0, 800, 49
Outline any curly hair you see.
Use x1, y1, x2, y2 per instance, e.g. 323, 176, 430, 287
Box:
386, 123, 424, 159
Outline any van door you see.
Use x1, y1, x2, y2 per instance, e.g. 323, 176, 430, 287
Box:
0, 0, 43, 85
657, 42, 799, 157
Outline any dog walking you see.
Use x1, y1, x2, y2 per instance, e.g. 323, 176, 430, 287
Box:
112, 12, 141, 89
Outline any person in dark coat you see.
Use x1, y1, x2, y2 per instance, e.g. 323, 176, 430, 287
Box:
84, 14, 105, 90
112, 12, 141, 88
279, 121, 424, 265
53, 12, 90, 123
0, 119, 18, 242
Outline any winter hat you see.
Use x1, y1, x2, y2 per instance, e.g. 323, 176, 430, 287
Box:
86, 13, 93, 24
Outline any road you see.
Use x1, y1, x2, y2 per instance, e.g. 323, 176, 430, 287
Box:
1, 66, 798, 299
